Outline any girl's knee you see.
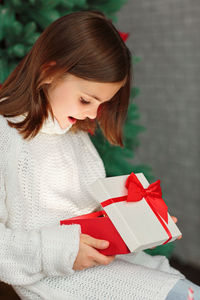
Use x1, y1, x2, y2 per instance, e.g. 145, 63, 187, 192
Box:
166, 279, 200, 300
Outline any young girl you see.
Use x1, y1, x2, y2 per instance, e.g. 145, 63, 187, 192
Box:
0, 10, 199, 300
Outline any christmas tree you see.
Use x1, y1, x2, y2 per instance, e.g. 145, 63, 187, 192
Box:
0, 0, 128, 82
0, 0, 173, 258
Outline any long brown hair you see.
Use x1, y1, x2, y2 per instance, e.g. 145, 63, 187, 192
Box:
0, 10, 132, 146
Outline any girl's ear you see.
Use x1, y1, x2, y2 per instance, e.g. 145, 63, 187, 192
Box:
41, 61, 57, 71
43, 78, 53, 84
40, 61, 57, 84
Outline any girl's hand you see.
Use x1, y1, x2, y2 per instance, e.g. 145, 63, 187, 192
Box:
73, 234, 115, 271
171, 216, 182, 239
150, 215, 182, 249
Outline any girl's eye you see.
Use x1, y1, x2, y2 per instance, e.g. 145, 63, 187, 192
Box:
80, 97, 90, 104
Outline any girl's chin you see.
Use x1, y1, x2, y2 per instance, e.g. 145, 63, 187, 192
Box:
55, 116, 77, 129
57, 119, 72, 129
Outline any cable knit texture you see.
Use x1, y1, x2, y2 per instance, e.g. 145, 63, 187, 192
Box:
0, 114, 184, 300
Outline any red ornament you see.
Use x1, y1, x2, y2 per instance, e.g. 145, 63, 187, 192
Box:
88, 129, 94, 136
118, 31, 129, 42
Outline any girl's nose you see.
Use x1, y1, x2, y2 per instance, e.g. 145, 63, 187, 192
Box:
86, 107, 98, 120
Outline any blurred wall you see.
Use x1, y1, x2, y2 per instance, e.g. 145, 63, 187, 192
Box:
117, 0, 200, 266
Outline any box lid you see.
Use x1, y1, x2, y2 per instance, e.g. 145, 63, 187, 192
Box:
90, 173, 181, 252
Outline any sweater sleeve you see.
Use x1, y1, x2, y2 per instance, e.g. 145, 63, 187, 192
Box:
0, 116, 81, 286
0, 172, 81, 286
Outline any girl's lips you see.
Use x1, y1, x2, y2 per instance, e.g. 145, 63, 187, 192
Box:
68, 116, 77, 124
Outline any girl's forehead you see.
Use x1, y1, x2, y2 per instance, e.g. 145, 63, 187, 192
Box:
64, 74, 125, 100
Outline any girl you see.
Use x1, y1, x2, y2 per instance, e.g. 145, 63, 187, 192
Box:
0, 10, 199, 300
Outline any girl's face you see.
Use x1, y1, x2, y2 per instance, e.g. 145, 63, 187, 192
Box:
46, 74, 125, 129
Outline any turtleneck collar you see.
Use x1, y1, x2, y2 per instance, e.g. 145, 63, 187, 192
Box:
7, 114, 72, 135
40, 115, 72, 135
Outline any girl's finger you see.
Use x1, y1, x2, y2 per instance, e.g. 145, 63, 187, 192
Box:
91, 249, 115, 266
171, 216, 178, 223
81, 234, 109, 250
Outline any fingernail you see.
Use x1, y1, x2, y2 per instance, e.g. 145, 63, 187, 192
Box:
102, 241, 109, 247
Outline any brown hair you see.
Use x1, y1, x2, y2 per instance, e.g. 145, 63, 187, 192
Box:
0, 10, 132, 146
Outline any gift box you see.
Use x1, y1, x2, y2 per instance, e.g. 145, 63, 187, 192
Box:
60, 210, 130, 255
60, 172, 181, 256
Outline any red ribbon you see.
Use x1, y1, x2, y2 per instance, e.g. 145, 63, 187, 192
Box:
101, 172, 172, 244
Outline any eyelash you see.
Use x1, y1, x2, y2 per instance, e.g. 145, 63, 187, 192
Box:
80, 97, 90, 104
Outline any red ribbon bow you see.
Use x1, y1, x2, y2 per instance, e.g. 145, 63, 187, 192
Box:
101, 172, 172, 244
126, 173, 168, 224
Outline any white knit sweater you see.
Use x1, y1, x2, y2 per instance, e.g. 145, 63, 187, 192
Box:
0, 114, 184, 300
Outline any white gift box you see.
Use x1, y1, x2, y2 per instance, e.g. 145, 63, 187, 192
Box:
90, 173, 182, 252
